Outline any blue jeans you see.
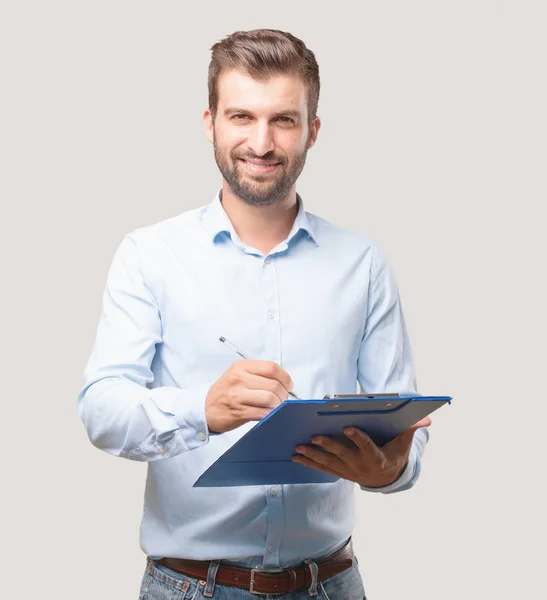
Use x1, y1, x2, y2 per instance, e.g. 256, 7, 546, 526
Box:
139, 556, 367, 599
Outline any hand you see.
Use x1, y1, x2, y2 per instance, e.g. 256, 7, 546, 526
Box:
292, 417, 432, 488
206, 360, 294, 433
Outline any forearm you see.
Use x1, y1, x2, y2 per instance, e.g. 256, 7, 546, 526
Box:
78, 378, 211, 461
359, 427, 429, 494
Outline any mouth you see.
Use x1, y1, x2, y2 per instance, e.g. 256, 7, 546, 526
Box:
238, 158, 282, 175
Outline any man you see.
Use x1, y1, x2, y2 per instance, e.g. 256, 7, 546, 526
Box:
78, 29, 430, 599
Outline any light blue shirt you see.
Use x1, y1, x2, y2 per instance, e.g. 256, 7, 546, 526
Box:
78, 191, 428, 567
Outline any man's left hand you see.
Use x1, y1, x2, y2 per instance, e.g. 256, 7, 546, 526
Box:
292, 417, 431, 488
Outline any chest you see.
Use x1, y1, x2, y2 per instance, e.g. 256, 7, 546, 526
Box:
152, 241, 371, 391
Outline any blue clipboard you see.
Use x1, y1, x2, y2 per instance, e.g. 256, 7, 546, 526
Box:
193, 394, 451, 487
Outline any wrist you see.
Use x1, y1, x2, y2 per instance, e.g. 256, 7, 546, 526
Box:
359, 461, 408, 489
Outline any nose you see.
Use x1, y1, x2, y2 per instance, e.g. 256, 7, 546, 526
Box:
246, 120, 275, 157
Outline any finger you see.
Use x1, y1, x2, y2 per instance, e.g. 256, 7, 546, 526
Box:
294, 444, 347, 473
381, 427, 416, 455
410, 416, 432, 430
310, 436, 356, 463
237, 360, 294, 394
240, 405, 276, 422
388, 417, 431, 450
223, 406, 277, 430
240, 372, 290, 403
238, 388, 283, 410
343, 428, 385, 464
292, 453, 344, 479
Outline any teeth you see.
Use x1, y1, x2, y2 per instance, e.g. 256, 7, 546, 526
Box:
241, 160, 279, 171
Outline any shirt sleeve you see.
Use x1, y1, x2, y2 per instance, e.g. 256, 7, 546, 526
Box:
77, 234, 211, 461
356, 244, 429, 493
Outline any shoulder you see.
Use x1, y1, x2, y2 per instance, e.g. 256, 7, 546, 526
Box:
306, 211, 387, 264
124, 206, 205, 250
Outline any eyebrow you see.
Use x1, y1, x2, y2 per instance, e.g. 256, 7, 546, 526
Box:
223, 108, 302, 119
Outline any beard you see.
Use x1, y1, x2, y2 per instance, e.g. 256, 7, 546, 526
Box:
213, 132, 309, 207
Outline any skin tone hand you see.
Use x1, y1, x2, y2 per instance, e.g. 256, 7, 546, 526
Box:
206, 360, 294, 433
292, 417, 432, 488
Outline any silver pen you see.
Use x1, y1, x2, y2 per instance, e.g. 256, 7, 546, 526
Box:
219, 336, 300, 399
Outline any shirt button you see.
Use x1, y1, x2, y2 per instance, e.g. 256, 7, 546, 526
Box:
270, 487, 277, 496
264, 257, 271, 265
198, 432, 206, 441
158, 449, 165, 455
267, 310, 275, 320
268, 545, 274, 553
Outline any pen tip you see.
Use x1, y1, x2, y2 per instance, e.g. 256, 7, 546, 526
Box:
219, 336, 226, 343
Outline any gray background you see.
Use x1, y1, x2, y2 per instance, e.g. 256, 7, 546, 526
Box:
1, 1, 545, 598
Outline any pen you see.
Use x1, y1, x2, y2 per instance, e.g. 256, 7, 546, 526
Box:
219, 336, 300, 399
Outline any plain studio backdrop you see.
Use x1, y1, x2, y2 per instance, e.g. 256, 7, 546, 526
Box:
1, 1, 545, 599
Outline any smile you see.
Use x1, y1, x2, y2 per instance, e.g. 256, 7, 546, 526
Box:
238, 159, 282, 175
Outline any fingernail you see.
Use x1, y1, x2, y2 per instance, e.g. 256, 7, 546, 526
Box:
345, 428, 356, 436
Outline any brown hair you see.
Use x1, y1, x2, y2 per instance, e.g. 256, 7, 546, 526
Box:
208, 29, 320, 127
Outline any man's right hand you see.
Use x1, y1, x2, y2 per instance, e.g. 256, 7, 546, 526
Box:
205, 360, 294, 433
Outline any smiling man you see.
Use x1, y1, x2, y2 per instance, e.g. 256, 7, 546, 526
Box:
78, 29, 430, 599
209, 70, 312, 211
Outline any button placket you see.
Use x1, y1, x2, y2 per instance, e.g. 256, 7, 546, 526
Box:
261, 257, 281, 365
260, 255, 283, 568
263, 484, 283, 568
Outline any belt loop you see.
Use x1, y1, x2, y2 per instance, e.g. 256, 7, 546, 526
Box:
203, 560, 220, 598
305, 559, 319, 597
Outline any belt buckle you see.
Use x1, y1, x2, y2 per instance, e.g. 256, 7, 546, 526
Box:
249, 567, 284, 595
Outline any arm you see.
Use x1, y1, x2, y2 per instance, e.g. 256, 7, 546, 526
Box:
77, 234, 211, 461
292, 244, 429, 492
356, 244, 428, 493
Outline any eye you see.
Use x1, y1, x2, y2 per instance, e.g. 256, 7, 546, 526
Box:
276, 116, 296, 125
231, 114, 250, 122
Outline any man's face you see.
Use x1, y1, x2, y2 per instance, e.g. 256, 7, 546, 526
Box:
204, 69, 320, 206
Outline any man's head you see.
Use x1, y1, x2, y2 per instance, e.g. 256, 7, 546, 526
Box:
203, 29, 321, 207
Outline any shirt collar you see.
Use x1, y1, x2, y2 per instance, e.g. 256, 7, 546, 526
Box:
198, 189, 319, 247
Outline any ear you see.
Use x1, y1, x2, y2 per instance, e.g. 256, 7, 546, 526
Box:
203, 108, 214, 144
307, 116, 321, 149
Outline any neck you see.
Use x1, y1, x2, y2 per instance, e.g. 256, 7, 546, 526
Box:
220, 183, 299, 255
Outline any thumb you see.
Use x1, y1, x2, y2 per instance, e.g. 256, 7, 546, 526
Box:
396, 427, 417, 449
409, 416, 431, 431
388, 417, 431, 453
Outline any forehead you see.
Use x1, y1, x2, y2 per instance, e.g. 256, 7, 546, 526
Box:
216, 69, 308, 116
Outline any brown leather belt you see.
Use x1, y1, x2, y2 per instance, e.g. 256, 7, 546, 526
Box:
156, 538, 354, 595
